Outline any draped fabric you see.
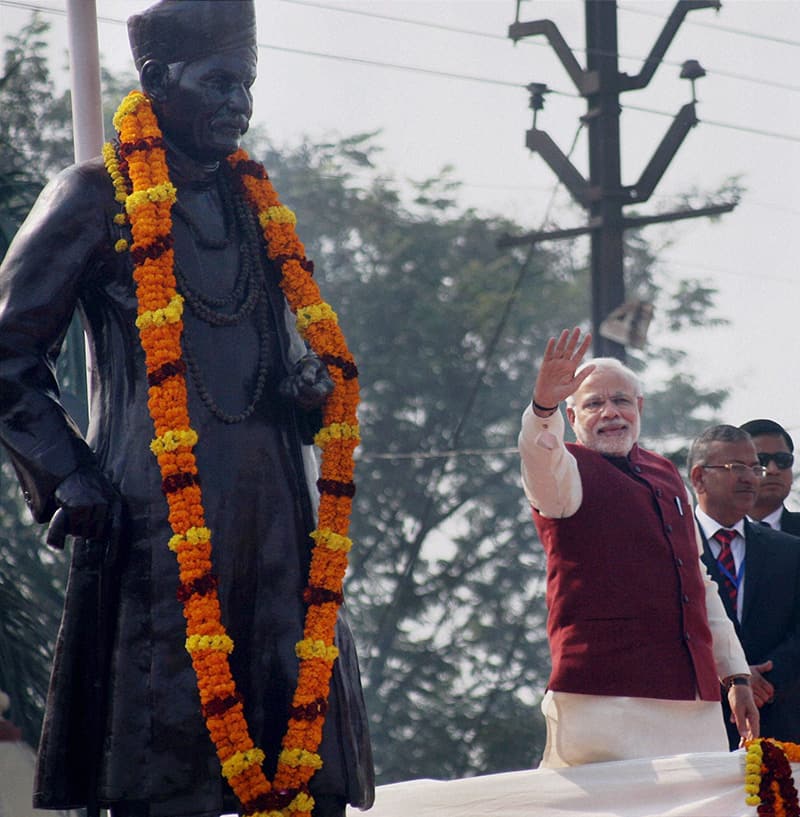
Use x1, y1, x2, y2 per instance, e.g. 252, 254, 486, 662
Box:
344, 751, 790, 817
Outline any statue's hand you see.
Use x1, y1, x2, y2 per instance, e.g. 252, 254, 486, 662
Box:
279, 354, 334, 411
51, 466, 119, 543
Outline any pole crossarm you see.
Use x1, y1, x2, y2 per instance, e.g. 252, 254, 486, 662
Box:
496, 199, 736, 251
497, 218, 603, 250
526, 128, 592, 207
626, 102, 698, 203
622, 200, 738, 229
619, 0, 721, 92
508, 19, 599, 95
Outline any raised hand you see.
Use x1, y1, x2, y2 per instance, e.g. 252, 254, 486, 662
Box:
532, 328, 594, 414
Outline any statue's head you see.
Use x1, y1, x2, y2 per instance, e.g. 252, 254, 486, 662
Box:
128, 0, 258, 163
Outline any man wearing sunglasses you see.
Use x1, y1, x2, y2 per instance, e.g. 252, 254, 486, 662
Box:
690, 424, 800, 747
739, 418, 800, 537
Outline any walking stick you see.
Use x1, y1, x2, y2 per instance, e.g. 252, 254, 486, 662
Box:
47, 499, 123, 817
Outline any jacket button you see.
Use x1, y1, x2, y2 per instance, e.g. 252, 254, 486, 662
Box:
676, 557, 684, 567
683, 594, 690, 603
665, 524, 673, 533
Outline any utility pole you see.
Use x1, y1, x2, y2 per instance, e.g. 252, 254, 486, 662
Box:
502, 0, 736, 359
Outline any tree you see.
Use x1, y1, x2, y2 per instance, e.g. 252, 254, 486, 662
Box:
0, 15, 80, 746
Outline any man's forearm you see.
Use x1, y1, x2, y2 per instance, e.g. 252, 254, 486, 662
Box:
518, 404, 582, 518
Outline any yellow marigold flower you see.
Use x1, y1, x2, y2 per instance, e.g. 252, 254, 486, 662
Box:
112, 91, 145, 131
185, 634, 234, 654
150, 428, 199, 456
257, 205, 297, 226
125, 181, 177, 214
278, 748, 323, 770
135, 293, 184, 330
295, 639, 339, 662
295, 302, 337, 333
290, 792, 315, 812
314, 422, 360, 448
220, 747, 266, 780
114, 239, 130, 253
183, 526, 212, 545
309, 529, 352, 552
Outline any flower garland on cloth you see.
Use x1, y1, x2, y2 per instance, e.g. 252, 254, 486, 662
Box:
745, 739, 800, 817
103, 90, 360, 817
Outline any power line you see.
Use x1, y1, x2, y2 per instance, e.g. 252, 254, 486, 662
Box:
5, 0, 800, 144
6, 0, 800, 96
261, 42, 522, 89
660, 255, 799, 286
358, 446, 518, 462
621, 101, 800, 144
619, 2, 800, 48
278, 0, 800, 95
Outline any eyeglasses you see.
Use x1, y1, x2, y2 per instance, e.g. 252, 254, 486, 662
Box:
701, 463, 767, 478
757, 452, 795, 470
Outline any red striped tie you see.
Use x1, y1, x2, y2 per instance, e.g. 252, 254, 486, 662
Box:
713, 528, 738, 606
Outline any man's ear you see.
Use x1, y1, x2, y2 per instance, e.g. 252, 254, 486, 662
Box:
140, 60, 170, 102
566, 405, 576, 426
689, 464, 705, 494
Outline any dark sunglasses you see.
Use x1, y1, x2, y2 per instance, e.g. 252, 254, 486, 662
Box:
757, 451, 794, 470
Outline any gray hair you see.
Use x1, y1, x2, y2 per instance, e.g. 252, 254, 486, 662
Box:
687, 424, 752, 473
565, 357, 643, 407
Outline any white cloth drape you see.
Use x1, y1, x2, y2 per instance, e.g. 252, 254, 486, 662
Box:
347, 750, 793, 817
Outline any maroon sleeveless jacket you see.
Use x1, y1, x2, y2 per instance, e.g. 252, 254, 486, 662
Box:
532, 443, 720, 701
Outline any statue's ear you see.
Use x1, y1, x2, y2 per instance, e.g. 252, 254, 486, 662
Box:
140, 60, 170, 102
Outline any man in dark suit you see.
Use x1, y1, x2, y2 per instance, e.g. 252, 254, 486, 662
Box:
740, 418, 800, 536
690, 424, 800, 747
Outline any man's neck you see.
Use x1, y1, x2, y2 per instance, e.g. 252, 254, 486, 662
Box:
695, 505, 746, 533
164, 137, 220, 187
749, 501, 783, 522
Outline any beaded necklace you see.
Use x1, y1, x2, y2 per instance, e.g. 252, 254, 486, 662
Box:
103, 90, 360, 817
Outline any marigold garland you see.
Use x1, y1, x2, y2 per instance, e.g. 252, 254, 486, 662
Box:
105, 90, 360, 817
745, 739, 800, 816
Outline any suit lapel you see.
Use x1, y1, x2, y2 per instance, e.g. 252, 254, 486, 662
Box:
698, 522, 740, 627
741, 519, 764, 628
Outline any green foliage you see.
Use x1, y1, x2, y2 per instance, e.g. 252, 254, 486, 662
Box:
0, 14, 71, 253
0, 14, 75, 747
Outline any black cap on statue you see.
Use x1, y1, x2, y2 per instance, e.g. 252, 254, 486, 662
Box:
127, 0, 257, 71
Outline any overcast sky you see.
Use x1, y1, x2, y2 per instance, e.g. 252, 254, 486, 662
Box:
2, 0, 800, 450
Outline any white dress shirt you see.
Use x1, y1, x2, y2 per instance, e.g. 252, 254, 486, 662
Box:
751, 506, 783, 531
695, 508, 746, 622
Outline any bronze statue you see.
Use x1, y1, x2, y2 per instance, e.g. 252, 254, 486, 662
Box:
0, 2, 374, 816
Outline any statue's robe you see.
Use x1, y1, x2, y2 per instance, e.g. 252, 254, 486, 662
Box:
0, 156, 374, 816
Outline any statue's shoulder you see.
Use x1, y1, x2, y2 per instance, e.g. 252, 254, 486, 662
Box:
27, 156, 119, 231
43, 156, 116, 206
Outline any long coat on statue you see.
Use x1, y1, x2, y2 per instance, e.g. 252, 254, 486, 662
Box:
0, 155, 374, 816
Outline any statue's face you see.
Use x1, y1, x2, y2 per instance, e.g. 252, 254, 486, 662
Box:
158, 47, 256, 163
